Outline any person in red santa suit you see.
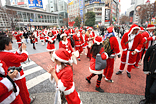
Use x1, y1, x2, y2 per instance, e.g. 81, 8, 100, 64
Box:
85, 27, 95, 60
46, 32, 57, 61
133, 27, 145, 68
142, 24, 156, 52
103, 27, 121, 83
73, 29, 84, 61
47, 48, 82, 104
69, 27, 75, 38
59, 33, 74, 55
33, 30, 38, 44
0, 60, 23, 104
79, 27, 83, 33
85, 36, 108, 92
0, 36, 35, 104
116, 24, 144, 78
13, 31, 23, 48
39, 31, 45, 46
82, 30, 87, 55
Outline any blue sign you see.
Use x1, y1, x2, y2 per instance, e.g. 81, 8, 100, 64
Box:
30, 19, 33, 22
28, 0, 43, 8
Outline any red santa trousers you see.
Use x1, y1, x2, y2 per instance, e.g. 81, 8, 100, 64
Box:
87, 47, 91, 60
15, 77, 31, 104
103, 58, 114, 80
18, 43, 22, 48
75, 46, 83, 59
134, 52, 142, 66
11, 95, 23, 104
119, 63, 133, 73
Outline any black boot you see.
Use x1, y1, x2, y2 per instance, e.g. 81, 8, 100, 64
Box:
127, 72, 131, 78
116, 71, 122, 75
139, 99, 150, 104
85, 78, 91, 84
95, 87, 104, 92
33, 46, 36, 50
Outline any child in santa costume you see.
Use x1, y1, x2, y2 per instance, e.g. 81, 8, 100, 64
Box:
85, 27, 94, 60
13, 31, 23, 48
0, 36, 35, 104
73, 29, 84, 61
116, 24, 144, 78
86, 36, 108, 92
0, 60, 23, 104
46, 32, 57, 61
103, 27, 121, 83
47, 48, 82, 104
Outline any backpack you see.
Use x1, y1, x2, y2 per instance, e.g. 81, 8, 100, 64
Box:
102, 35, 114, 56
92, 47, 107, 70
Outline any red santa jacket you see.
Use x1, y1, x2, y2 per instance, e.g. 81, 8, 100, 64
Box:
49, 65, 81, 104
39, 31, 45, 40
73, 33, 84, 47
89, 47, 108, 74
120, 24, 143, 65
109, 36, 121, 57
142, 31, 155, 51
0, 50, 28, 80
13, 32, 22, 43
59, 40, 73, 54
0, 60, 21, 104
69, 29, 75, 34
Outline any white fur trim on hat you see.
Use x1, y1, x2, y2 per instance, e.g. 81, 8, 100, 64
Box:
60, 33, 67, 38
94, 39, 102, 45
52, 51, 69, 63
128, 26, 140, 36
146, 26, 155, 30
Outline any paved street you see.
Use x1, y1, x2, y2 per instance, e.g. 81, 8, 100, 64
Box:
12, 37, 145, 104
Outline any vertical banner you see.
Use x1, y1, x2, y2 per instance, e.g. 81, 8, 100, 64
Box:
101, 7, 105, 25
79, 0, 84, 24
105, 9, 110, 22
28, 0, 43, 8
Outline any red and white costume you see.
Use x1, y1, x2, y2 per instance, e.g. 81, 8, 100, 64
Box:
13, 32, 23, 48
46, 35, 57, 52
49, 48, 82, 104
0, 50, 31, 104
103, 27, 121, 80
33, 30, 38, 43
59, 34, 73, 55
39, 31, 45, 41
73, 32, 84, 60
119, 24, 144, 73
0, 60, 23, 104
69, 28, 75, 35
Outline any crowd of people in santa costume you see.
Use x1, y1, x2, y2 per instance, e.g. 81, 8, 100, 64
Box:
1, 23, 156, 104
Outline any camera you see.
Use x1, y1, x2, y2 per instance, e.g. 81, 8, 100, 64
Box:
8, 66, 22, 74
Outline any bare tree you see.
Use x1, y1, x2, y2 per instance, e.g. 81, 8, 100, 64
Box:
119, 15, 130, 24
5, 9, 19, 30
137, 3, 155, 24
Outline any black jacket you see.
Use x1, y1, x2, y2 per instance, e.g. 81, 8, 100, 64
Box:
23, 32, 29, 38
143, 44, 156, 75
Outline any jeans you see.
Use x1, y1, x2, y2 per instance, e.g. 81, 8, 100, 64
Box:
145, 73, 156, 102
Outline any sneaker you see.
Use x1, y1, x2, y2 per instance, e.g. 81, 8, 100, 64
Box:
116, 71, 122, 75
85, 78, 91, 84
95, 87, 104, 92
127, 72, 131, 78
105, 79, 114, 83
138, 62, 142, 66
134, 65, 140, 69
30, 96, 36, 104
78, 59, 81, 61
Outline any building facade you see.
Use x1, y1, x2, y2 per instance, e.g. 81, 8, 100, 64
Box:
4, 5, 58, 30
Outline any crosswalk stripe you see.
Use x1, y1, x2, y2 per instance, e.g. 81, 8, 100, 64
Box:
21, 61, 36, 68
26, 72, 50, 89
24, 66, 43, 76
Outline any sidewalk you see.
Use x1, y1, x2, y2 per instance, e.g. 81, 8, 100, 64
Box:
31, 92, 144, 104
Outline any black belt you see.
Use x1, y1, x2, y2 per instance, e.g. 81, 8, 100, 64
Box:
127, 49, 134, 51
75, 40, 80, 41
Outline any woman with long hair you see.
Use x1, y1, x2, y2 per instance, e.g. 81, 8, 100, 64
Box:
86, 36, 108, 92
47, 48, 82, 104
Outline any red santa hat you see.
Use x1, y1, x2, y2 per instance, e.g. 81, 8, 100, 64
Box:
146, 24, 155, 30
60, 33, 67, 38
94, 36, 103, 45
107, 27, 114, 33
87, 27, 92, 30
52, 48, 72, 63
128, 24, 140, 35
14, 32, 18, 35
140, 27, 144, 31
